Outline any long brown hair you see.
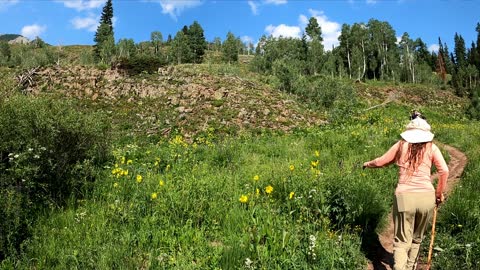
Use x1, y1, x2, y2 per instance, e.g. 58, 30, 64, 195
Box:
406, 142, 428, 172
395, 140, 429, 172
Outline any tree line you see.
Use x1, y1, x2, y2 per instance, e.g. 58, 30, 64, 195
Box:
1, 0, 479, 117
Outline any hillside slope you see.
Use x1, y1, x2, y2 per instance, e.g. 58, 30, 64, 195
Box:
21, 64, 326, 138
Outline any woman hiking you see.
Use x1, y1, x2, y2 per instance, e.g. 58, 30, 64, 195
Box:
363, 111, 449, 270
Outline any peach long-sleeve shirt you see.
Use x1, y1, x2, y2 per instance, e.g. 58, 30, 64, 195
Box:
364, 140, 449, 195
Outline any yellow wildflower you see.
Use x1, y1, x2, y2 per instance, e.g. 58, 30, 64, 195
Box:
127, 159, 133, 165
159, 179, 165, 186
289, 192, 295, 199
113, 182, 119, 188
239, 195, 249, 203
289, 165, 295, 172
121, 156, 126, 164
151, 192, 158, 200
311, 160, 319, 168
256, 188, 260, 196
136, 174, 143, 183
253, 175, 260, 181
265, 185, 273, 194
314, 150, 320, 157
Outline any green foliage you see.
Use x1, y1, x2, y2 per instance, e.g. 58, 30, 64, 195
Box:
94, 23, 115, 64
30, 37, 47, 48
79, 47, 95, 66
251, 36, 307, 74
116, 54, 166, 75
222, 32, 240, 64
7, 45, 56, 68
305, 17, 322, 41
116, 38, 136, 59
150, 31, 163, 55
187, 21, 207, 63
0, 67, 17, 100
94, 0, 114, 63
429, 120, 480, 269
0, 95, 111, 259
0, 34, 22, 42
171, 30, 192, 64
0, 41, 11, 66
325, 174, 388, 231
467, 86, 480, 119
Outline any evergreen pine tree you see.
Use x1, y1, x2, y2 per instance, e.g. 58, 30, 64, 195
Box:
187, 21, 207, 63
475, 23, 480, 70
94, 0, 115, 63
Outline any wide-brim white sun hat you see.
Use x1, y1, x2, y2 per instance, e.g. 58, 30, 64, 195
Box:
400, 118, 434, 143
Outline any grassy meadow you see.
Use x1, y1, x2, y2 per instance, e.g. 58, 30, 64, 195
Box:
1, 63, 480, 270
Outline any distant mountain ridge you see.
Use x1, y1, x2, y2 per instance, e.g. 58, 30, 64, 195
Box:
0, 34, 30, 44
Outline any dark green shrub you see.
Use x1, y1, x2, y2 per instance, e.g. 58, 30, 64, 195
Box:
325, 174, 388, 231
466, 86, 480, 120
116, 54, 166, 75
0, 95, 111, 259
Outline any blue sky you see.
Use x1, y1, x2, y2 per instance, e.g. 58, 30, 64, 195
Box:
1, 0, 479, 53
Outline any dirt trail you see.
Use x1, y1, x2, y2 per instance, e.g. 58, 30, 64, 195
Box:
366, 143, 468, 270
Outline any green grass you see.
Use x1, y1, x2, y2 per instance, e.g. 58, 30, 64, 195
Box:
1, 63, 480, 269
3, 114, 408, 269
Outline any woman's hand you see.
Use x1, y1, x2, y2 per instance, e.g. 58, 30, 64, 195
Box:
362, 162, 369, 169
436, 193, 445, 205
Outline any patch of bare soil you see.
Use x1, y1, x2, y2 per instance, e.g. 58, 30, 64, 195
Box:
366, 144, 468, 270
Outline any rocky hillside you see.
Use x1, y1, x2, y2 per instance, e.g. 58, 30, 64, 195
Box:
0, 34, 30, 44
21, 64, 325, 138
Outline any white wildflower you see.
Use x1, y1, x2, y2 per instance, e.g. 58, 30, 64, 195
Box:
308, 235, 317, 260
244, 257, 254, 269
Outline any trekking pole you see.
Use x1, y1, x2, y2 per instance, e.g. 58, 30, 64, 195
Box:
426, 205, 438, 270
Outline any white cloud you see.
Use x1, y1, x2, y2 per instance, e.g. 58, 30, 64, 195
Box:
248, 1, 258, 15
71, 14, 117, 32
56, 0, 106, 11
265, 24, 301, 39
264, 0, 287, 5
71, 13, 99, 32
396, 36, 402, 44
300, 9, 341, 50
264, 9, 341, 50
0, 0, 19, 11
21, 24, 47, 39
248, 0, 286, 15
428, 44, 440, 53
148, 0, 202, 20
241, 35, 254, 44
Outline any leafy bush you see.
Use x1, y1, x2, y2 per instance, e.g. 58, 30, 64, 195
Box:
325, 174, 388, 231
115, 54, 166, 75
0, 95, 111, 259
8, 45, 57, 68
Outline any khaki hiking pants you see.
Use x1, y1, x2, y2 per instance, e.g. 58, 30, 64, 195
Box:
393, 192, 436, 270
